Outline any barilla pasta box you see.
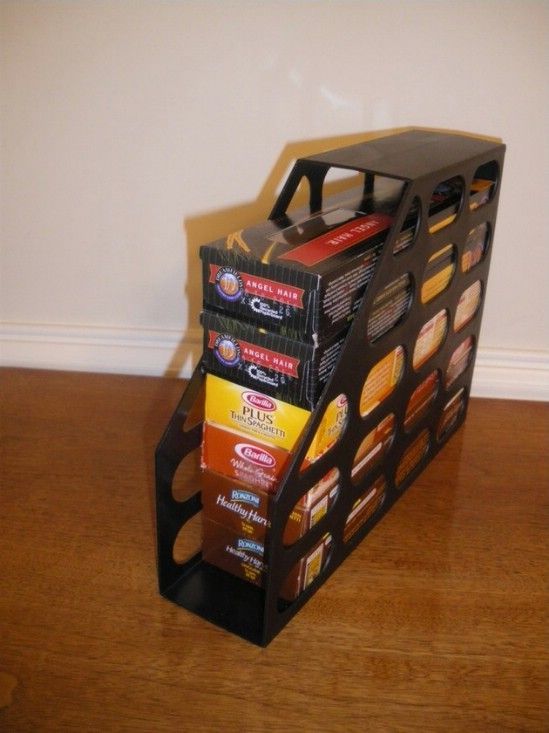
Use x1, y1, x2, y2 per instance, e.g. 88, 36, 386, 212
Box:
202, 374, 348, 472
201, 309, 348, 409
421, 244, 456, 304
201, 422, 290, 493
201, 392, 347, 490
202, 518, 333, 600
351, 415, 395, 484
200, 203, 391, 340
204, 373, 310, 452
359, 345, 405, 418
204, 374, 347, 459
200, 467, 339, 543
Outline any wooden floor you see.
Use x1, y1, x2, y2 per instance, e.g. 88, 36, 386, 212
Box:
1, 368, 547, 732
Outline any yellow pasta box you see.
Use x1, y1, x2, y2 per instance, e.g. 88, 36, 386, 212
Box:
421, 244, 456, 304
308, 392, 348, 460
205, 373, 310, 452
359, 346, 405, 417
204, 374, 348, 466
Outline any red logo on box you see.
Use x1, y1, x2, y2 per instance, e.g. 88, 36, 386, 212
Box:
207, 331, 300, 377
235, 443, 276, 468
277, 213, 392, 267
209, 265, 304, 308
242, 391, 277, 411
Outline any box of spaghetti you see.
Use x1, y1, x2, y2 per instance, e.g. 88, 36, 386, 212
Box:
200, 203, 391, 341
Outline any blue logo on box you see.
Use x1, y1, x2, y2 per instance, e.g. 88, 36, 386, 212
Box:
231, 489, 260, 508
237, 538, 264, 555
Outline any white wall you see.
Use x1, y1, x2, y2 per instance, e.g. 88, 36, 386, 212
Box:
1, 0, 548, 398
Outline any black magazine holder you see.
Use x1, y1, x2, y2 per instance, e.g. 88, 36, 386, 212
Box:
155, 130, 505, 646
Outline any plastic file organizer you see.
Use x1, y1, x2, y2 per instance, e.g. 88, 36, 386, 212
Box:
155, 130, 505, 646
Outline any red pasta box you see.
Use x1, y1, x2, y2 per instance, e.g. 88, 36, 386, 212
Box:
201, 422, 291, 493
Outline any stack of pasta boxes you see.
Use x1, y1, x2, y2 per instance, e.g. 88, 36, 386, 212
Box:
198, 174, 492, 599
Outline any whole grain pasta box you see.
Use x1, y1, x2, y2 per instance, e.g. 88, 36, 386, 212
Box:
201, 422, 290, 493
201, 400, 346, 490
343, 475, 387, 543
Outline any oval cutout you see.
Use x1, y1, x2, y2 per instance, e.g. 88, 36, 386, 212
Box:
428, 176, 463, 234
172, 446, 202, 503
367, 273, 413, 342
278, 174, 311, 211
344, 476, 387, 543
278, 532, 333, 607
396, 430, 430, 486
412, 310, 448, 370
302, 394, 348, 469
393, 196, 421, 254
323, 166, 363, 188
359, 346, 405, 418
454, 280, 482, 332
437, 388, 466, 441
469, 161, 498, 211
462, 222, 490, 273
351, 414, 395, 485
445, 336, 475, 388
404, 371, 440, 431
421, 244, 456, 303
182, 382, 205, 432
172, 511, 202, 565
283, 468, 340, 546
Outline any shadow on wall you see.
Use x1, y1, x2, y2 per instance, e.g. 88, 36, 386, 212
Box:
163, 125, 500, 378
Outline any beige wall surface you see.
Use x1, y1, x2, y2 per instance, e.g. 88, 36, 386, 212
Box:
1, 1, 548, 393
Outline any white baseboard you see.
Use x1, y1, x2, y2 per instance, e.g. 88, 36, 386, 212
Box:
1, 322, 548, 401
0, 322, 202, 378
471, 347, 549, 401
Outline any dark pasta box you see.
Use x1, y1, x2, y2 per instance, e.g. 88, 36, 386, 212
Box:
201, 309, 348, 409
366, 273, 413, 342
200, 176, 492, 341
200, 206, 390, 340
